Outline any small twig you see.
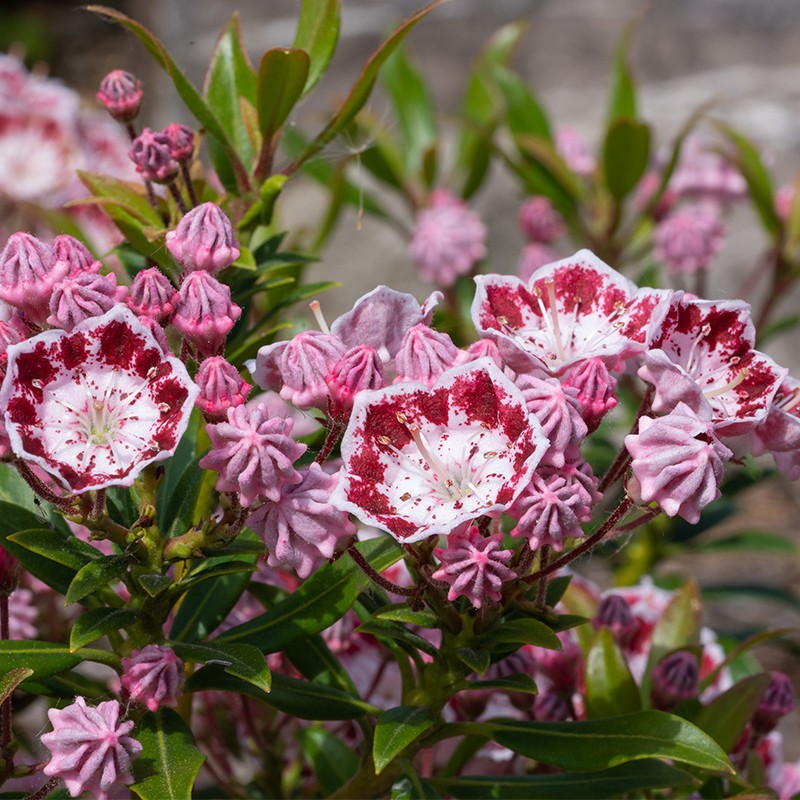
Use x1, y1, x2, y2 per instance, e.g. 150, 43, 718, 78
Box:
24, 778, 60, 800
180, 162, 199, 208
167, 181, 189, 216
534, 547, 550, 609
347, 545, 416, 596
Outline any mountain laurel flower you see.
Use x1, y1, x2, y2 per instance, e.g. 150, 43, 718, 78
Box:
654, 204, 726, 274
517, 196, 566, 243
473, 250, 671, 376
408, 189, 487, 287
165, 202, 240, 274
393, 324, 461, 387
200, 403, 306, 506
751, 378, 800, 481
96, 69, 143, 122
326, 345, 384, 421
560, 357, 619, 432
162, 122, 195, 162
128, 127, 178, 183
0, 305, 198, 492
0, 232, 68, 323
625, 402, 732, 524
121, 644, 185, 712
48, 272, 124, 331
247, 463, 357, 578
432, 525, 515, 608
668, 134, 747, 206
41, 696, 142, 800
127, 267, 179, 322
195, 356, 251, 421
330, 359, 548, 542
53, 234, 102, 277
171, 271, 242, 358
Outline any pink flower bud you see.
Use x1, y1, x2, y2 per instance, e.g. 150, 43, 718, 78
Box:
555, 126, 595, 175
129, 127, 178, 184
165, 202, 240, 274
456, 338, 504, 370
195, 356, 251, 421
593, 593, 637, 647
53, 234, 102, 277
97, 69, 143, 122
654, 204, 726, 275
561, 357, 618, 432
163, 122, 195, 162
171, 271, 241, 358
136, 314, 170, 353
48, 272, 123, 331
0, 543, 19, 595
650, 651, 699, 710
326, 345, 384, 421
393, 324, 460, 386
121, 644, 185, 712
517, 196, 565, 243
0, 232, 67, 323
127, 266, 178, 322
0, 320, 23, 369
753, 671, 795, 735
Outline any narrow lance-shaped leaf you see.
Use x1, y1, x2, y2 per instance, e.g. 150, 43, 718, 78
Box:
66, 556, 129, 605
374, 706, 437, 774
606, 20, 638, 123
170, 641, 271, 693
602, 117, 651, 200
0, 667, 33, 705
297, 726, 358, 797
70, 608, 139, 652
293, 0, 341, 96
584, 627, 641, 718
257, 48, 310, 144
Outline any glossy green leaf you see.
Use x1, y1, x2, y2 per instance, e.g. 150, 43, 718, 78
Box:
0, 641, 81, 680
0, 462, 35, 507
131, 709, 206, 800
9, 527, 101, 571
454, 647, 490, 675
693, 673, 771, 753
431, 760, 698, 799
393, 773, 443, 799
585, 627, 641, 718
606, 23, 637, 123
170, 641, 271, 693
488, 617, 561, 650
462, 674, 538, 695
357, 619, 440, 658
489, 710, 732, 773
257, 48, 310, 143
602, 117, 651, 199
87, 5, 249, 193
291, 0, 451, 169
186, 666, 379, 720
293, 0, 341, 96
373, 605, 439, 628
70, 608, 138, 652
163, 454, 212, 539
284, 635, 359, 696
215, 536, 403, 651
491, 64, 551, 141
66, 556, 129, 605
297, 726, 358, 796
382, 46, 437, 172
0, 667, 33, 704
138, 573, 173, 597
374, 706, 437, 774
172, 560, 258, 595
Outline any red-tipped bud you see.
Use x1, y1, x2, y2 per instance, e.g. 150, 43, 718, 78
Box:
561, 357, 618, 433
165, 202, 240, 274
127, 267, 178, 323
129, 128, 178, 184
650, 651, 699, 710
97, 69, 143, 123
753, 671, 795, 736
53, 235, 102, 277
325, 345, 384, 421
162, 123, 195, 163
195, 356, 251, 421
593, 594, 637, 647
48, 272, 124, 331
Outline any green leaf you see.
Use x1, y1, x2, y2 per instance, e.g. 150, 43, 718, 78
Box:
87, 5, 249, 193
293, 0, 341, 96
462, 674, 538, 695
382, 46, 437, 173
186, 666, 379, 720
693, 673, 771, 753
215, 536, 403, 651
0, 667, 33, 704
163, 453, 211, 539
393, 773, 443, 799
700, 531, 797, 555
510, 135, 583, 215
284, 635, 359, 696
357, 619, 440, 658
373, 605, 439, 628
0, 641, 81, 680
0, 462, 35, 506
585, 628, 641, 718
491, 64, 551, 141
489, 710, 732, 773
296, 726, 358, 796
257, 48, 310, 143
9, 527, 101, 571
488, 617, 562, 650
374, 706, 437, 774
606, 23, 638, 123
172, 560, 258, 595
431, 760, 699, 799
291, 0, 452, 169
454, 647, 490, 675
602, 117, 651, 199
70, 608, 139, 652
131, 709, 206, 800
66, 555, 129, 605
138, 573, 173, 597
170, 641, 271, 693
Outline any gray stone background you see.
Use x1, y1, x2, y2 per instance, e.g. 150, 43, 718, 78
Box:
11, 0, 800, 758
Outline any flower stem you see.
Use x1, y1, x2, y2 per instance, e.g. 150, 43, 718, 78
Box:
347, 545, 416, 597
180, 162, 199, 208
167, 181, 189, 216
598, 386, 653, 493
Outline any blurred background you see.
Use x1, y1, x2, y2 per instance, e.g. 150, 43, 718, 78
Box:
3, 0, 800, 753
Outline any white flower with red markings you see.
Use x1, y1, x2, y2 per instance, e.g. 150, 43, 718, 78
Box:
330, 359, 548, 542
472, 250, 670, 375
0, 305, 198, 493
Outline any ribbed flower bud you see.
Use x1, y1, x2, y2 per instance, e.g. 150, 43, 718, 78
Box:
752, 671, 795, 736
127, 267, 178, 322
97, 69, 143, 122
517, 196, 565, 243
195, 356, 251, 421
121, 645, 184, 712
48, 272, 123, 331
326, 345, 384, 421
163, 122, 194, 162
593, 594, 637, 647
561, 358, 618, 433
53, 235, 102, 277
129, 128, 178, 183
165, 202, 240, 274
393, 324, 460, 387
650, 651, 699, 710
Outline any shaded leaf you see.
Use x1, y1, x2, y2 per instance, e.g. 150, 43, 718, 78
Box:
488, 618, 561, 650
66, 556, 129, 605
170, 641, 271, 693
374, 706, 437, 774
373, 605, 438, 628
603, 117, 651, 199
0, 667, 33, 704
70, 608, 138, 652
0, 641, 81, 680
297, 725, 358, 796
491, 64, 551, 140
462, 674, 538, 695
257, 48, 310, 143
585, 627, 641, 718
606, 22, 638, 122
293, 0, 341, 96
454, 647, 490, 675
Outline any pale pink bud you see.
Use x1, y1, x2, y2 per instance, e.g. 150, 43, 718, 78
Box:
517, 196, 565, 243
163, 122, 194, 162
456, 338, 504, 370
561, 357, 619, 432
48, 272, 122, 331
129, 127, 178, 184
121, 644, 184, 712
753, 672, 795, 736
135, 315, 170, 354
393, 324, 460, 387
326, 345, 384, 421
171, 271, 241, 358
654, 204, 726, 275
165, 202, 240, 274
53, 235, 102, 277
555, 126, 595, 175
195, 356, 251, 421
650, 651, 699, 710
97, 69, 143, 123
127, 266, 178, 322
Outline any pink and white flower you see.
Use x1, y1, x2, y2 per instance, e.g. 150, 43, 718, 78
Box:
751, 377, 800, 480
330, 359, 548, 542
0, 305, 198, 493
473, 250, 670, 375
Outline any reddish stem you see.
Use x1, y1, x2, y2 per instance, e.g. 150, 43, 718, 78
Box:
347, 545, 416, 597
